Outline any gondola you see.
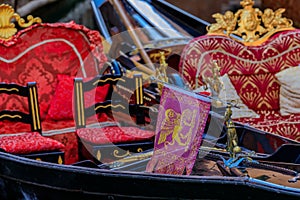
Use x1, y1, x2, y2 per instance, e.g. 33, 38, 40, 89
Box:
0, 80, 299, 200
0, 0, 299, 200
0, 82, 299, 200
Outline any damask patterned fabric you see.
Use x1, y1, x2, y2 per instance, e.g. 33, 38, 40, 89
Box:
235, 110, 300, 142
77, 126, 155, 144
0, 132, 65, 154
0, 21, 107, 119
0, 21, 107, 164
179, 30, 300, 141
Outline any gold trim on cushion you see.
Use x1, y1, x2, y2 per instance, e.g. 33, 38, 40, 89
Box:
0, 4, 42, 40
206, 0, 294, 45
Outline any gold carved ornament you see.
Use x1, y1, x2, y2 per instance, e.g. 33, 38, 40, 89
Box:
207, 0, 294, 45
224, 105, 241, 158
0, 4, 42, 40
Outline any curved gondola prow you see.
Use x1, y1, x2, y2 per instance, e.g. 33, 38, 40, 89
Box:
91, 0, 210, 43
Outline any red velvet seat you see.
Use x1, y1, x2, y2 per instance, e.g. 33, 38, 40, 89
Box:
74, 73, 155, 163
0, 82, 65, 163
0, 132, 64, 154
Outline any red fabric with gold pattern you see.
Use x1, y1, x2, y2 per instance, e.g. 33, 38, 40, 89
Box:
77, 126, 155, 144
0, 21, 107, 119
179, 30, 300, 111
179, 30, 300, 141
0, 132, 65, 154
236, 111, 300, 142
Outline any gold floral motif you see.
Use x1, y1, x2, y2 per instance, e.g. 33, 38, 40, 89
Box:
207, 0, 294, 45
0, 4, 42, 40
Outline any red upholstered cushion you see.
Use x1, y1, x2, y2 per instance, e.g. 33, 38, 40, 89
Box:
0, 132, 65, 154
0, 22, 106, 119
235, 110, 300, 142
179, 30, 300, 111
77, 126, 155, 144
46, 74, 110, 120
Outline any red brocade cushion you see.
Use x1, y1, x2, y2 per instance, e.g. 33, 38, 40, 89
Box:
179, 30, 300, 112
0, 132, 65, 154
0, 22, 107, 119
46, 74, 110, 120
235, 110, 300, 142
179, 30, 300, 142
77, 126, 155, 144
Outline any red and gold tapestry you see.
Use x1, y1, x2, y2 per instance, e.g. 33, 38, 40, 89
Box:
146, 85, 211, 175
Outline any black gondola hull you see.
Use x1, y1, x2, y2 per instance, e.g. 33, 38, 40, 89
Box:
0, 152, 299, 200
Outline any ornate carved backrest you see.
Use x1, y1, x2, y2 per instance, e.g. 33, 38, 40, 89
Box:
179, 0, 300, 112
206, 0, 294, 45
0, 4, 107, 120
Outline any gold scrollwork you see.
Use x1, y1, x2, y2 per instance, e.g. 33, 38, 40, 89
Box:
0, 4, 42, 40
0, 114, 21, 119
207, 0, 294, 45
0, 88, 19, 92
94, 104, 125, 111
113, 149, 131, 158
92, 77, 124, 86
137, 148, 143, 153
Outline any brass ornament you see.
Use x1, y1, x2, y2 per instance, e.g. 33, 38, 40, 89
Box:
202, 60, 224, 107
224, 105, 241, 158
207, 0, 294, 45
0, 4, 42, 40
58, 155, 63, 164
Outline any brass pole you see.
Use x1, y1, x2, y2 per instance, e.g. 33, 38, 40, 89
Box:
110, 0, 156, 73
119, 52, 154, 75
